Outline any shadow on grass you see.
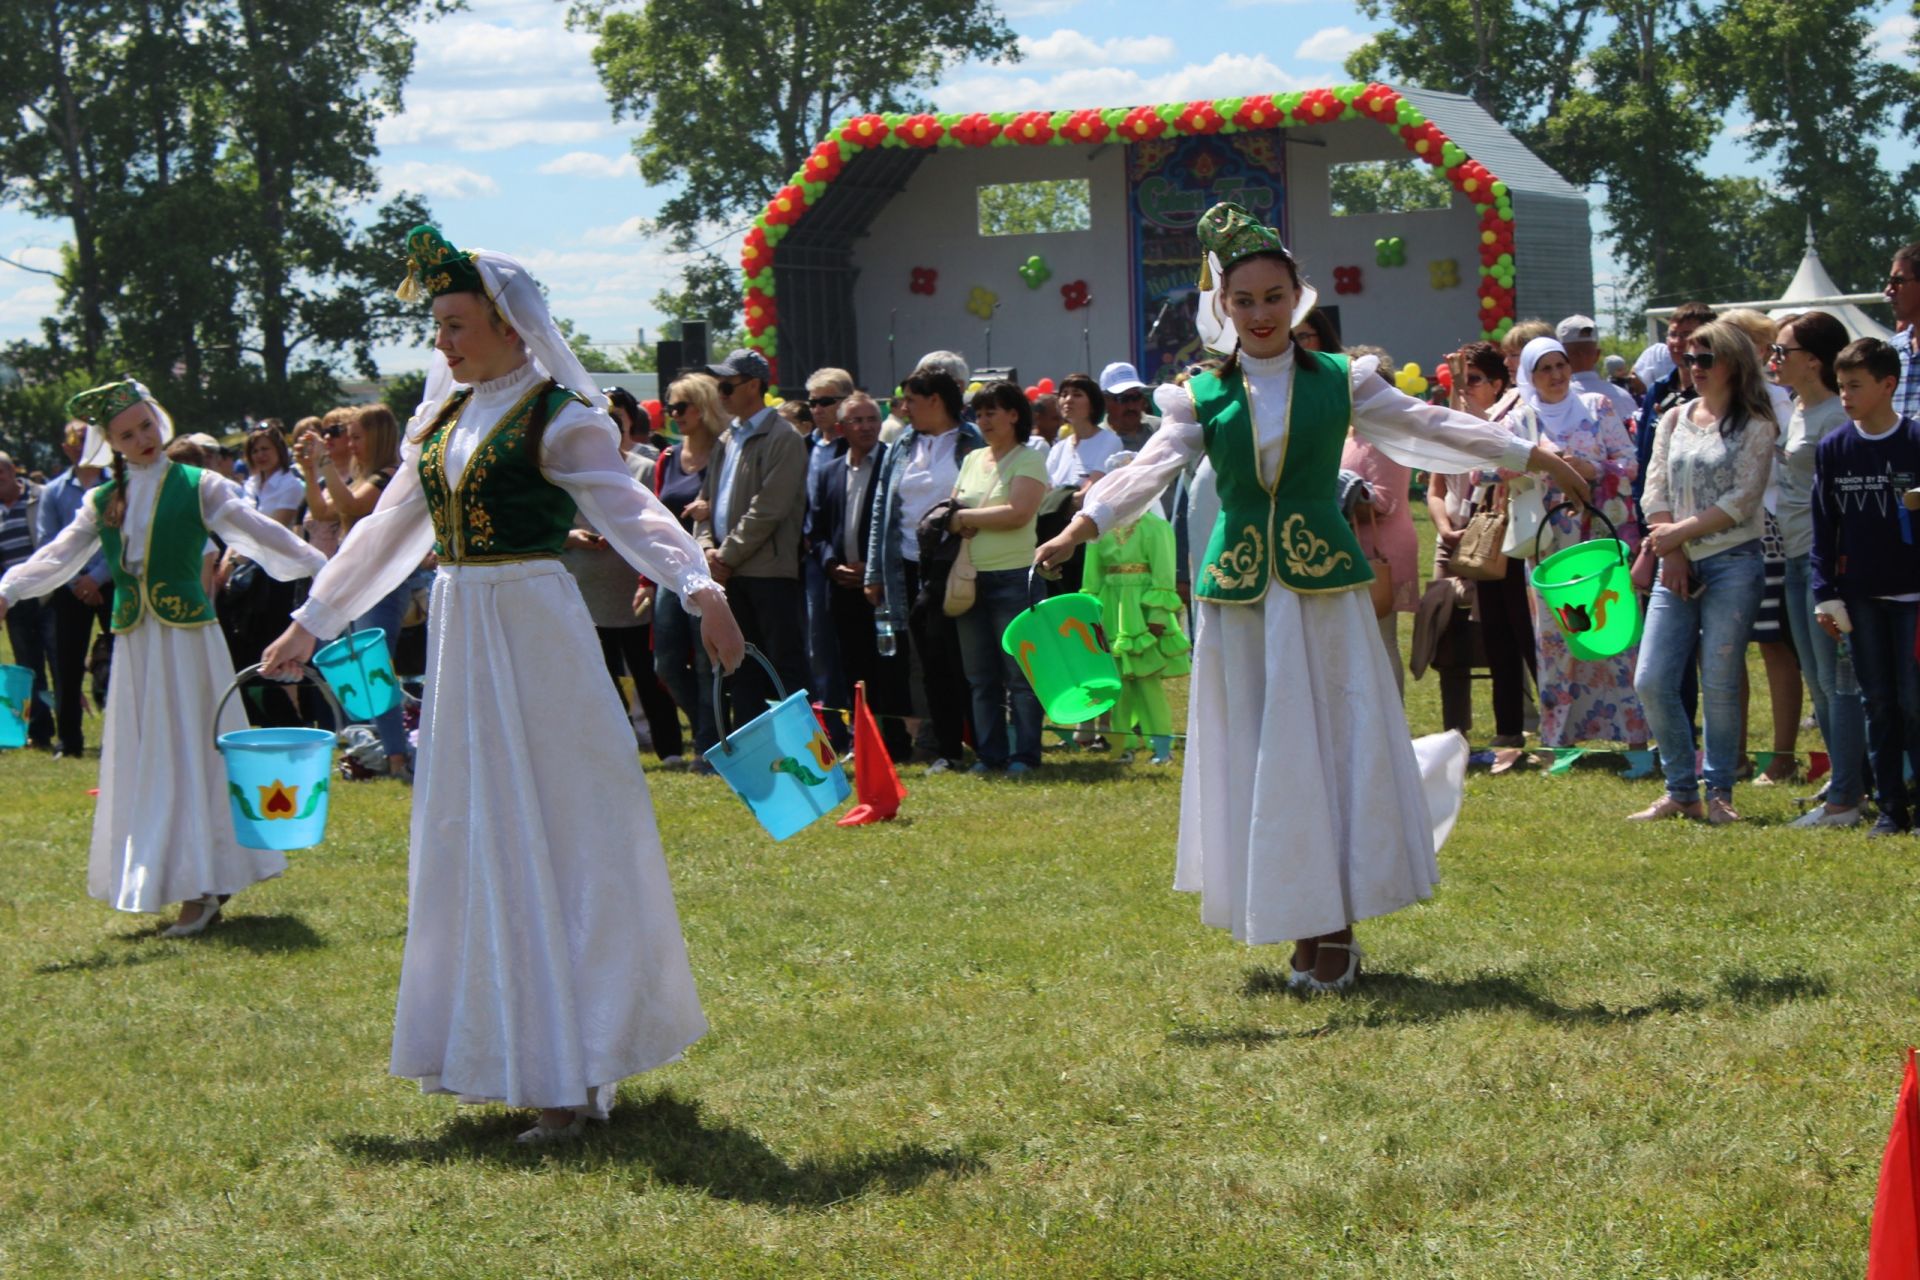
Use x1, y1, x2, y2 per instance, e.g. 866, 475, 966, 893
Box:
330, 1089, 986, 1208
34, 913, 325, 972
1174, 965, 1833, 1043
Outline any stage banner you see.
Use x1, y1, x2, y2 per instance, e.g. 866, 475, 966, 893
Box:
1128, 133, 1287, 384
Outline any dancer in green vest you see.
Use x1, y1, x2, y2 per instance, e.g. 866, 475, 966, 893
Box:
1037, 202, 1590, 992
0, 379, 326, 935
261, 226, 746, 1144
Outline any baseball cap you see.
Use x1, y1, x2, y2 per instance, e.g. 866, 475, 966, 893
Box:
1603, 354, 1628, 377
1555, 315, 1598, 344
705, 349, 771, 385
1099, 361, 1148, 395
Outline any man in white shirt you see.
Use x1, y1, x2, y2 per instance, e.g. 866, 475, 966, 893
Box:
1558, 314, 1639, 426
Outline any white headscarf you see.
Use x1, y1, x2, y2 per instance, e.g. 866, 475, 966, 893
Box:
1518, 336, 1591, 439
1194, 252, 1320, 356
78, 389, 175, 469
412, 249, 612, 433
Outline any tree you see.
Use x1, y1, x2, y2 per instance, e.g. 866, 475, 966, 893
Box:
649, 254, 747, 361
977, 179, 1091, 237
1327, 160, 1454, 217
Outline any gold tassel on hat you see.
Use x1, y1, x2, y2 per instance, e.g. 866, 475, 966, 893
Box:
395, 260, 424, 303
1198, 253, 1214, 292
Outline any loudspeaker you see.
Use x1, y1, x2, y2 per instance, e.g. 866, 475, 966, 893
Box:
655, 340, 683, 382
680, 321, 709, 363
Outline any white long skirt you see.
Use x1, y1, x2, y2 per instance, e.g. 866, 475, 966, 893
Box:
1175, 583, 1468, 945
393, 560, 706, 1114
90, 619, 287, 913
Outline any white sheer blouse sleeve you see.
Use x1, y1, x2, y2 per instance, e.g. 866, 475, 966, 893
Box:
1350, 362, 1536, 476
292, 434, 435, 641
1081, 383, 1203, 535
199, 472, 328, 583
0, 500, 102, 604
543, 406, 718, 607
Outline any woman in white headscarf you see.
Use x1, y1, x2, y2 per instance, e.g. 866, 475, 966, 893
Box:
1038, 204, 1591, 994
1500, 336, 1647, 751
262, 226, 746, 1143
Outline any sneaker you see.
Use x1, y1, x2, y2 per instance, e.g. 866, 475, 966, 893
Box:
1868, 810, 1910, 838
1790, 804, 1864, 829
927, 758, 955, 775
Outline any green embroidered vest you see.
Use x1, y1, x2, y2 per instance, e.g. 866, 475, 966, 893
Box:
1193, 348, 1372, 604
90, 461, 217, 633
417, 379, 582, 563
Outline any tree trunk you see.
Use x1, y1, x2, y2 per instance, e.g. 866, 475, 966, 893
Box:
44, 1, 104, 365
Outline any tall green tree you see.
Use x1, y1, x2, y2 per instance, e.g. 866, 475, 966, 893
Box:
573, 0, 1020, 317
650, 254, 747, 361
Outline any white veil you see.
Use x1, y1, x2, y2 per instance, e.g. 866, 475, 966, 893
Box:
78, 382, 175, 468
411, 250, 613, 433
1194, 250, 1322, 356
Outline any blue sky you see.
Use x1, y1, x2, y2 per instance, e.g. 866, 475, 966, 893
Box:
1, 0, 1914, 372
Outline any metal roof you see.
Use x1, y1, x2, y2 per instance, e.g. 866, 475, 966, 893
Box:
1396, 87, 1586, 201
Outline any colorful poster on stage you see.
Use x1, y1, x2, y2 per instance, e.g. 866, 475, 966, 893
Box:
1128, 133, 1287, 384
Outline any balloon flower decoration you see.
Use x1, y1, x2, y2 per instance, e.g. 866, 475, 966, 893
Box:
1332, 265, 1363, 295
1375, 236, 1407, 267
1035, 377, 1056, 394
1018, 255, 1052, 289
1432, 364, 1453, 394
1060, 280, 1090, 311
910, 266, 938, 296
967, 286, 998, 320
1430, 258, 1460, 289
1394, 363, 1430, 397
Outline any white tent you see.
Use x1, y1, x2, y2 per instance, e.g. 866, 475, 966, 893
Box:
1765, 222, 1893, 340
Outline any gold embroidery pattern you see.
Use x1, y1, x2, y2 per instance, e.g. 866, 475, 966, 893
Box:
425, 271, 452, 294
1279, 513, 1354, 579
1204, 525, 1264, 591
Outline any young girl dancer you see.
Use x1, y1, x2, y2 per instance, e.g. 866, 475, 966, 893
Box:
1037, 203, 1589, 992
261, 226, 745, 1142
1080, 456, 1190, 764
0, 380, 327, 935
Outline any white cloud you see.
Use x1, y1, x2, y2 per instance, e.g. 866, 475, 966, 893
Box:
579, 216, 651, 246
538, 150, 638, 179
934, 53, 1309, 113
379, 160, 500, 199
1874, 15, 1917, 63
1294, 25, 1371, 63
1018, 30, 1177, 67
378, 83, 610, 151
1, 244, 63, 274
417, 19, 596, 73
0, 280, 60, 325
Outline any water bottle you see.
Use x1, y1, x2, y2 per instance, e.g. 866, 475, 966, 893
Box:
876, 616, 898, 657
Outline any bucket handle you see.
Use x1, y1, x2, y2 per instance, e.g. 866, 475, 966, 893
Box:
1534, 498, 1626, 565
212, 662, 348, 748
709, 644, 788, 756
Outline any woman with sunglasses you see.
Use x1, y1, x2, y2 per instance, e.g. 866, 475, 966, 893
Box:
1631, 321, 1779, 823
297, 408, 358, 557
1429, 342, 1537, 767
645, 374, 731, 761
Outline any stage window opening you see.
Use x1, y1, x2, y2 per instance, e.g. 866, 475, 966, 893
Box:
978, 179, 1092, 236
1328, 160, 1453, 217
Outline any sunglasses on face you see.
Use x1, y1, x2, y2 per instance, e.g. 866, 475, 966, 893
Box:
666, 401, 693, 415
1684, 351, 1716, 370
806, 395, 844, 409
320, 426, 344, 440
1889, 275, 1917, 290
1768, 344, 1805, 360
1465, 373, 1490, 387
1117, 391, 1146, 404
715, 381, 739, 397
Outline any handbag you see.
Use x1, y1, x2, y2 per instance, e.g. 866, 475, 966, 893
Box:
942, 536, 977, 617
1451, 484, 1510, 581
1353, 503, 1396, 619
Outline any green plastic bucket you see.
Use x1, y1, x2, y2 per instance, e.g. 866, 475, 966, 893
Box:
1001, 572, 1121, 724
1531, 502, 1642, 660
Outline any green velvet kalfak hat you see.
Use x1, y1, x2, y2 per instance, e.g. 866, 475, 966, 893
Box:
66, 377, 149, 425
1195, 201, 1289, 291
396, 224, 484, 303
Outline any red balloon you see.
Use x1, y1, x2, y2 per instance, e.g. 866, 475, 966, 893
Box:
1036, 377, 1056, 393
643, 398, 664, 425
1433, 364, 1452, 388
1024, 385, 1041, 402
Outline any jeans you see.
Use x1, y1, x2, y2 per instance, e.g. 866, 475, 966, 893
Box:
1784, 555, 1867, 807
653, 586, 717, 756
955, 567, 1043, 768
1633, 543, 1763, 803
352, 578, 415, 764
1845, 595, 1920, 816
4, 596, 55, 745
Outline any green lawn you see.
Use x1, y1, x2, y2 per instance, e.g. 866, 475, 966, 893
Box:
1, 572, 1913, 1277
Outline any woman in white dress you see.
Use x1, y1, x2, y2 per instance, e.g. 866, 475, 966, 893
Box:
0, 379, 328, 934
1037, 203, 1589, 992
261, 226, 745, 1143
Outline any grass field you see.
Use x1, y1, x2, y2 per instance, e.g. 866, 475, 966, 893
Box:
2, 557, 1916, 1277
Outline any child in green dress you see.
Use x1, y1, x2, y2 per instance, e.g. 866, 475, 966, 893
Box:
1083, 467, 1190, 763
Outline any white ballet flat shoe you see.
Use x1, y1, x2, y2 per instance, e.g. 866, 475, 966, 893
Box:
1306, 940, 1364, 994
161, 895, 222, 939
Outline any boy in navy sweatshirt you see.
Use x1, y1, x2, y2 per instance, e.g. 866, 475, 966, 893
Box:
1811, 337, 1920, 835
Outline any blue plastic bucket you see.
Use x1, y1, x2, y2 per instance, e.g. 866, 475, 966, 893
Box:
311, 626, 399, 722
0, 662, 30, 749
703, 646, 850, 840
212, 664, 343, 851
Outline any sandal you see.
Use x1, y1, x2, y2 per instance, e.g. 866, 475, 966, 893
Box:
1307, 940, 1364, 994
1489, 748, 1530, 776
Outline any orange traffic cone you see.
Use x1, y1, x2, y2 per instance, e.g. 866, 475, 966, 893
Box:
837, 681, 906, 826
1869, 1048, 1920, 1280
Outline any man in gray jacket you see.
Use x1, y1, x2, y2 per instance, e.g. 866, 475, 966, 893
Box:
696, 350, 810, 716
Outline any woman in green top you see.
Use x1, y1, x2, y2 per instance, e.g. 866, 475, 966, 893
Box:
949, 381, 1052, 774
